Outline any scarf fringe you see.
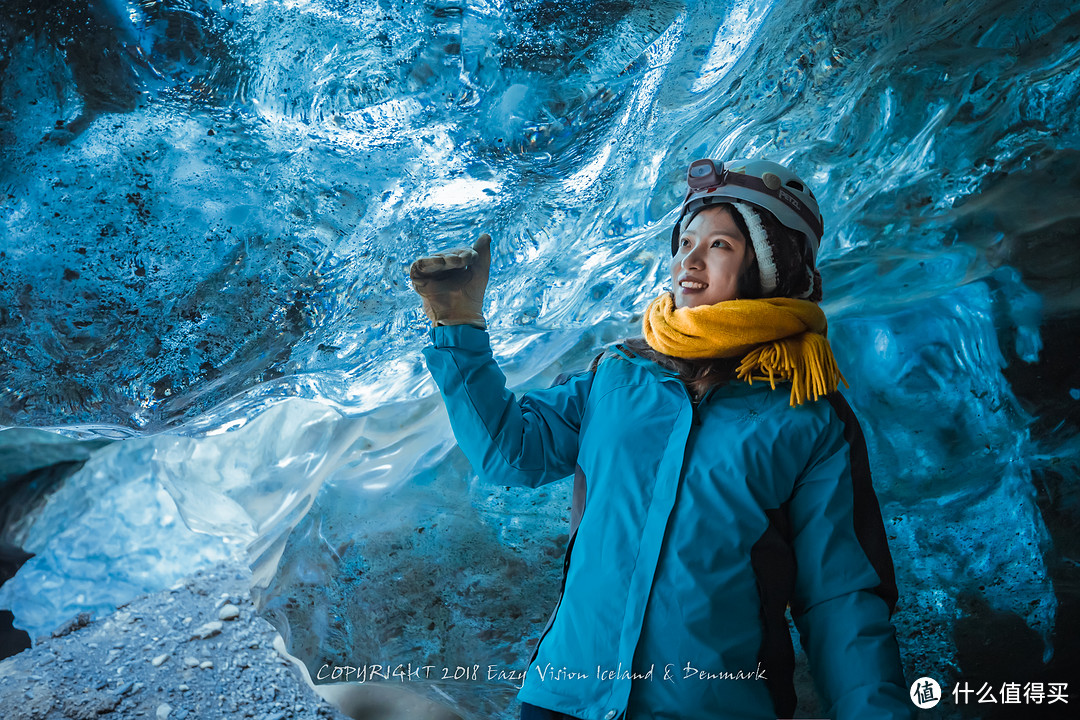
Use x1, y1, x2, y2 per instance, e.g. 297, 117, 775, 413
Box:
735, 334, 849, 407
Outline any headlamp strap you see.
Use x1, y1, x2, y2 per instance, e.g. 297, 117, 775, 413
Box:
683, 169, 823, 240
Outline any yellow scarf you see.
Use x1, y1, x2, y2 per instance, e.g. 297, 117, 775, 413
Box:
642, 292, 847, 407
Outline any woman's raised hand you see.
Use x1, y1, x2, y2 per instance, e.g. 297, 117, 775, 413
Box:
409, 233, 491, 329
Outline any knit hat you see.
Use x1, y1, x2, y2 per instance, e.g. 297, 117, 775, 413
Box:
729, 202, 820, 302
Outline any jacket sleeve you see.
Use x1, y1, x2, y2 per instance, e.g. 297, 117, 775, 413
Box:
788, 392, 913, 720
421, 324, 594, 488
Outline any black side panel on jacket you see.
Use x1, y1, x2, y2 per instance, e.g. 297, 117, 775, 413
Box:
825, 393, 899, 613
750, 505, 797, 719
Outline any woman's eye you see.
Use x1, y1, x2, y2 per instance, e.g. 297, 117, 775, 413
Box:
711, 240, 727, 248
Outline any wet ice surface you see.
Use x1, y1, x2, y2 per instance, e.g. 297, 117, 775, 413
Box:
2, 0, 1080, 717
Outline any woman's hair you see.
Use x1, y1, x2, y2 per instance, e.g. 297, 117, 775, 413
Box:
728, 207, 761, 300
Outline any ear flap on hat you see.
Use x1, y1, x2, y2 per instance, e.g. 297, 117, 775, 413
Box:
730, 203, 776, 295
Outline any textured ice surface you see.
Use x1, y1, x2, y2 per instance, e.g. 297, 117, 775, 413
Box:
2, 0, 1080, 717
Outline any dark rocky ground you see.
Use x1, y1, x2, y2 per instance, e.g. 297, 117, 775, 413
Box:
0, 563, 456, 720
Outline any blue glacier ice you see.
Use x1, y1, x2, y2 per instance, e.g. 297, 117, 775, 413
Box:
2, 0, 1079, 717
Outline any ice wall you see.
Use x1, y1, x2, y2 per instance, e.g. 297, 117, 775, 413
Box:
2, 0, 1079, 717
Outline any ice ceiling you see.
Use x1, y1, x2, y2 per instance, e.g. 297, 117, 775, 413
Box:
1, 0, 1079, 717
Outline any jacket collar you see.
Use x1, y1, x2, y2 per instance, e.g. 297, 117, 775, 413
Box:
608, 342, 775, 399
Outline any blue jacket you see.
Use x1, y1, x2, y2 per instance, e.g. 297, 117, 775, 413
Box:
423, 325, 912, 720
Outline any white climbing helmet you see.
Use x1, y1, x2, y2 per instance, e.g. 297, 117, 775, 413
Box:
670, 158, 825, 263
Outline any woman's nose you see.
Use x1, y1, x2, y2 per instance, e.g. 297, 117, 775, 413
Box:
683, 244, 704, 268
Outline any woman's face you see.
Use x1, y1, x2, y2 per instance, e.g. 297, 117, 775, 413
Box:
670, 206, 755, 309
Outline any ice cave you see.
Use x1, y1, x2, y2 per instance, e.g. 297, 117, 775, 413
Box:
1, 1, 1078, 718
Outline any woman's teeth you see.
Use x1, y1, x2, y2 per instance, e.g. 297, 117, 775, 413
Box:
680, 281, 706, 289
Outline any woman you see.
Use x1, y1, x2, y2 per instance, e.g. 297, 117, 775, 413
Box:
411, 159, 912, 720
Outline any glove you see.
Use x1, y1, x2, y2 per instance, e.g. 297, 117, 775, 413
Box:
409, 233, 491, 329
